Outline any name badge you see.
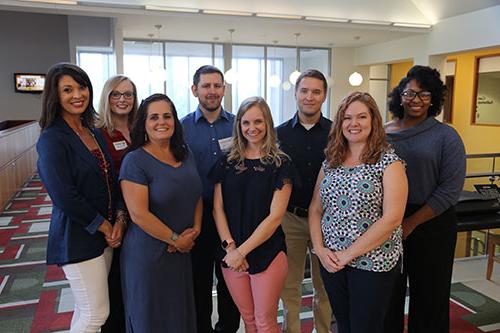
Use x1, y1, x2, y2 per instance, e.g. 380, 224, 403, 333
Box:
218, 137, 233, 152
113, 140, 128, 151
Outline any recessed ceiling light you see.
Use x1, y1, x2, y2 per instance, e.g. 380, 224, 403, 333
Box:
256, 13, 303, 20
202, 9, 253, 16
304, 16, 349, 23
145, 5, 200, 13
25, 0, 77, 5
392, 22, 432, 28
350, 19, 392, 26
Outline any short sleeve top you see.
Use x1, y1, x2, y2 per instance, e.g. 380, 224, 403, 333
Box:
209, 155, 295, 274
119, 148, 202, 240
320, 150, 403, 272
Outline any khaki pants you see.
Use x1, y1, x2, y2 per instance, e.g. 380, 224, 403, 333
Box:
280, 212, 332, 333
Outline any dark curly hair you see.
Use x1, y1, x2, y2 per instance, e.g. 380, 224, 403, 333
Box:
388, 65, 447, 119
129, 93, 187, 162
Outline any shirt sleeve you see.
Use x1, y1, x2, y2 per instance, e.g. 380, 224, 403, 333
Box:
275, 156, 298, 190
36, 133, 105, 235
381, 149, 405, 170
119, 151, 150, 186
208, 155, 229, 184
426, 128, 466, 215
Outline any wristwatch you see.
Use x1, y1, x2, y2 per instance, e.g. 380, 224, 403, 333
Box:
170, 232, 179, 242
221, 239, 235, 250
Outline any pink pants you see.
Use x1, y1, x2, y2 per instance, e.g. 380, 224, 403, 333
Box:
222, 251, 288, 333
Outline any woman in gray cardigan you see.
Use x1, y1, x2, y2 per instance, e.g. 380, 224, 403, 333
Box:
384, 65, 466, 333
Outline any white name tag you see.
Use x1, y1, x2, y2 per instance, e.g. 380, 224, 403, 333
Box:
113, 140, 128, 151
218, 137, 233, 152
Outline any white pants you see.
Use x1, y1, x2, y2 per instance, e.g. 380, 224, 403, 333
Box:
62, 247, 113, 333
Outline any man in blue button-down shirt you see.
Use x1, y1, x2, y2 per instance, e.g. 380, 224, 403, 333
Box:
181, 65, 240, 333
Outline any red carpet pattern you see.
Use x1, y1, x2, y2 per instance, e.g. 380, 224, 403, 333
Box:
1, 174, 499, 332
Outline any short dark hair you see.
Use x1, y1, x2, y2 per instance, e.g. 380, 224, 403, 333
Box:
295, 69, 328, 92
129, 94, 188, 162
193, 65, 224, 86
40, 63, 95, 130
388, 65, 447, 119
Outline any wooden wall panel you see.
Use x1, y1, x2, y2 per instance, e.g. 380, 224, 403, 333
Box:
0, 121, 39, 211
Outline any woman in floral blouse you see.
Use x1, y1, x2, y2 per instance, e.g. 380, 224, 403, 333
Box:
309, 91, 408, 333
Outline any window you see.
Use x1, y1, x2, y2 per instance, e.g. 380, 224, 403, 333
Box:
77, 50, 115, 108
231, 45, 266, 114
123, 40, 331, 123
473, 54, 500, 125
124, 41, 165, 102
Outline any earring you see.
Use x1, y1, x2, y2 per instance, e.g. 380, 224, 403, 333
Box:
400, 103, 403, 106
144, 133, 148, 141
431, 103, 433, 106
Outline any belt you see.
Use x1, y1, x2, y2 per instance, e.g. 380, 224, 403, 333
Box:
287, 205, 308, 218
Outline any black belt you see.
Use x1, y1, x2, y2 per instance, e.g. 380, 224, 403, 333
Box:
287, 205, 308, 218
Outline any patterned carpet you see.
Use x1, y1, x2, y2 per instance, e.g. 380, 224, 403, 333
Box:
1, 174, 500, 332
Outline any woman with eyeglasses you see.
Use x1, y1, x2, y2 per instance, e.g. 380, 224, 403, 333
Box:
384, 65, 466, 333
96, 75, 138, 332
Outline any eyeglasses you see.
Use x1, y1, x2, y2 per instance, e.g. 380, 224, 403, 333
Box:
401, 89, 432, 101
110, 91, 135, 100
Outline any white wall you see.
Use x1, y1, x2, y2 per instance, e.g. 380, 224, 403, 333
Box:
354, 5, 500, 66
330, 47, 369, 118
368, 65, 389, 122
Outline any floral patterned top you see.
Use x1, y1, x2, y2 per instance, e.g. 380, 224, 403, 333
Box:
320, 149, 403, 272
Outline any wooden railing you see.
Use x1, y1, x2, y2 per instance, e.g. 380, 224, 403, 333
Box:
0, 120, 40, 212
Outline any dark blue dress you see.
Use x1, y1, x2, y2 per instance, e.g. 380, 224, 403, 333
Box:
119, 148, 202, 333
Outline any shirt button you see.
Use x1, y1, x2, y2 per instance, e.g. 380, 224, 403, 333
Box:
307, 162, 312, 166
212, 138, 215, 141
213, 152, 217, 155
307, 146, 311, 150
210, 125, 214, 128
307, 178, 312, 182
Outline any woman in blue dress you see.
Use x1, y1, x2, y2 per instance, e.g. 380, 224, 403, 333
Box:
119, 93, 202, 332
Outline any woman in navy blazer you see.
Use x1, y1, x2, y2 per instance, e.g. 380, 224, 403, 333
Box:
37, 63, 125, 333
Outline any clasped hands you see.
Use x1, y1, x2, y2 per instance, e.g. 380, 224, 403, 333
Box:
98, 219, 125, 248
223, 245, 249, 273
315, 246, 352, 273
167, 227, 200, 253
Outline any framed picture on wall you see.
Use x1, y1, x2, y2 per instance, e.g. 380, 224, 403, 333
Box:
13, 73, 45, 93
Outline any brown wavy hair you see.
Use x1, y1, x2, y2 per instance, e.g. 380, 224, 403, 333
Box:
325, 91, 389, 168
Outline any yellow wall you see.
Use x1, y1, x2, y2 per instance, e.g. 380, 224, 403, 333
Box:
447, 48, 500, 190
390, 61, 413, 89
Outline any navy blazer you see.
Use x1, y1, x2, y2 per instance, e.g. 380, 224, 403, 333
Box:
37, 116, 119, 265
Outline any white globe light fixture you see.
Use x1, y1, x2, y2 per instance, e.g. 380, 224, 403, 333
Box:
225, 68, 236, 84
282, 81, 292, 91
348, 72, 363, 86
269, 74, 281, 87
289, 70, 301, 85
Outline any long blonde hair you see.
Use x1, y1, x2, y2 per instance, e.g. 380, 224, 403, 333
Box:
96, 75, 138, 135
228, 96, 287, 167
325, 91, 389, 168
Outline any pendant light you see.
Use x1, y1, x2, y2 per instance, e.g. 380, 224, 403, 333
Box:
224, 29, 236, 84
269, 40, 281, 88
289, 32, 301, 85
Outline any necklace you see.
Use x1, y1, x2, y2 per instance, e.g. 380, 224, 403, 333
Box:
89, 131, 113, 221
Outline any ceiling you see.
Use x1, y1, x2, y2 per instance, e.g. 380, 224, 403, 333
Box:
2, 0, 500, 47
